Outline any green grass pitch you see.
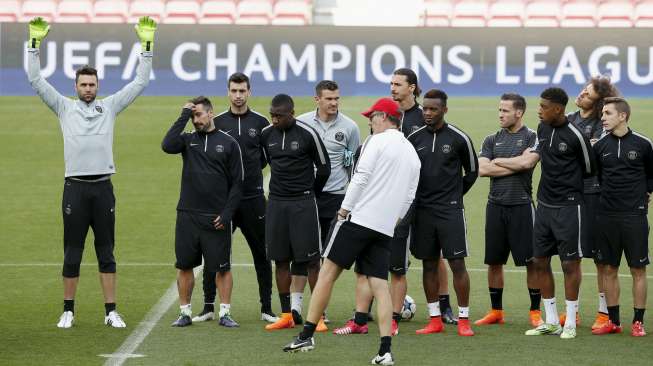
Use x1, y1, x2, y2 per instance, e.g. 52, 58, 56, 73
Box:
1, 95, 653, 365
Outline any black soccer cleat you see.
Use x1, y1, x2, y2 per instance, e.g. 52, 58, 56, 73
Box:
283, 336, 315, 353
291, 309, 303, 325
442, 307, 458, 325
171, 315, 192, 327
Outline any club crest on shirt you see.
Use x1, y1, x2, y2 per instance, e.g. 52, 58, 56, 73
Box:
442, 144, 451, 154
215, 145, 224, 153
516, 139, 523, 147
411, 125, 421, 132
335, 131, 345, 142
558, 142, 568, 152
95, 105, 103, 113
248, 128, 257, 138
628, 150, 638, 160
291, 141, 299, 150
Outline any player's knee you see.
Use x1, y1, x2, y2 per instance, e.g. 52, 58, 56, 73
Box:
290, 261, 308, 276
422, 259, 439, 273
448, 259, 466, 274
98, 260, 116, 273
275, 260, 290, 272
62, 263, 81, 277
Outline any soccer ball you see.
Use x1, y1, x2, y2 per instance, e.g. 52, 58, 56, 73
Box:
400, 295, 417, 321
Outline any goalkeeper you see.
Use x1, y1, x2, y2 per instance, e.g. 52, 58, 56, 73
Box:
26, 16, 157, 329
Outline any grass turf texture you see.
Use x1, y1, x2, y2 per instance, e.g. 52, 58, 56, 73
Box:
1, 96, 653, 366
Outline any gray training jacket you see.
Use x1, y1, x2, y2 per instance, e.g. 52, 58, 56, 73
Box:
27, 48, 152, 177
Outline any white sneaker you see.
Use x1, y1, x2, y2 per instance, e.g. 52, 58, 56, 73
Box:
560, 326, 577, 339
192, 311, 215, 322
261, 312, 279, 323
371, 352, 395, 365
105, 311, 126, 328
57, 311, 74, 328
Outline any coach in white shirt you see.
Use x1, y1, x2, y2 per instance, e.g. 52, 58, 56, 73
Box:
283, 98, 421, 365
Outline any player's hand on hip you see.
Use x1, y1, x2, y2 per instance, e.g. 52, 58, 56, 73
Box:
134, 16, 157, 52
28, 17, 50, 48
213, 216, 225, 230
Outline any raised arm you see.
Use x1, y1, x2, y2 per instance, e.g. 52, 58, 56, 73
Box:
103, 17, 157, 115
162, 104, 193, 154
26, 18, 66, 116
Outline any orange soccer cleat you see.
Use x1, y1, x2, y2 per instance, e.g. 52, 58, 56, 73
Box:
591, 320, 622, 335
529, 310, 544, 327
265, 312, 295, 330
631, 321, 647, 337
457, 318, 475, 336
416, 317, 445, 334
559, 312, 580, 326
474, 309, 505, 325
591, 313, 609, 330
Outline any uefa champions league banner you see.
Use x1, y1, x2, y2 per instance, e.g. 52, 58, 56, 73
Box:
1, 23, 652, 97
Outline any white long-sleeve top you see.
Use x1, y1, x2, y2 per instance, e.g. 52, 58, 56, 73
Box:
341, 128, 421, 237
26, 48, 152, 177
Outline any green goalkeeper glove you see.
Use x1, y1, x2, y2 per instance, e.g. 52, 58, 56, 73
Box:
28, 17, 50, 49
134, 16, 157, 52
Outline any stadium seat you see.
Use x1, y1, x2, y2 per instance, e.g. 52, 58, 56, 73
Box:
451, 0, 489, 27
163, 0, 200, 24
560, 0, 597, 28
0, 0, 20, 23
634, 1, 653, 28
199, 0, 237, 24
21, 0, 58, 22
236, 0, 273, 25
524, 0, 560, 27
272, 0, 311, 25
129, 0, 166, 23
57, 0, 93, 23
487, 0, 524, 28
597, 1, 633, 28
421, 0, 452, 27
94, 0, 129, 23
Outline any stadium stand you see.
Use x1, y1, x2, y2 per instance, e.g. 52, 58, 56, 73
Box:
1, 0, 652, 28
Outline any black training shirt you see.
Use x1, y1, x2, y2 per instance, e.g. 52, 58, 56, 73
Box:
568, 111, 602, 194
261, 119, 331, 199
400, 102, 424, 137
162, 108, 244, 222
593, 129, 653, 215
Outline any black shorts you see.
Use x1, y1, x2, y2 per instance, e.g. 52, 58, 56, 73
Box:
62, 178, 116, 277
533, 204, 583, 261
484, 202, 534, 266
317, 193, 344, 243
581, 193, 600, 259
323, 218, 392, 280
411, 207, 469, 260
175, 211, 232, 272
265, 196, 321, 263
595, 214, 650, 268
389, 234, 410, 275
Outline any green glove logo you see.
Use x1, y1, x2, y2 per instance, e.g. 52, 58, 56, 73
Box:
28, 17, 50, 49
134, 16, 158, 52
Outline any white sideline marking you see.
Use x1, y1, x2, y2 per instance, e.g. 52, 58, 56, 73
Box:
98, 353, 144, 360
100, 266, 203, 366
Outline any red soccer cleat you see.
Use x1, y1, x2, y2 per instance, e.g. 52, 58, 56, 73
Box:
333, 320, 368, 335
591, 320, 622, 335
390, 319, 399, 336
457, 318, 475, 336
632, 321, 647, 337
416, 317, 444, 334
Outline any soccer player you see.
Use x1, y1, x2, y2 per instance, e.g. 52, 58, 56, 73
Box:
475, 93, 542, 327
524, 88, 596, 339
283, 98, 421, 366
192, 72, 277, 324
591, 97, 651, 337
262, 94, 331, 330
26, 16, 156, 328
162, 97, 244, 328
562, 77, 620, 329
292, 80, 360, 328
407, 89, 479, 337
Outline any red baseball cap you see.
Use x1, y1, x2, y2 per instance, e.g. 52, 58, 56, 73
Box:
361, 98, 401, 119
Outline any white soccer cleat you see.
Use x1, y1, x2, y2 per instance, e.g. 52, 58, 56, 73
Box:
261, 312, 279, 323
57, 311, 74, 328
192, 311, 215, 322
105, 311, 127, 328
371, 352, 395, 365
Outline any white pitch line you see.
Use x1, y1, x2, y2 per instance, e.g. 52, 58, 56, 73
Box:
101, 265, 203, 366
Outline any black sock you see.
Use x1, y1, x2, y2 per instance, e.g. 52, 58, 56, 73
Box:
104, 302, 116, 316
261, 305, 272, 314
633, 308, 645, 324
203, 303, 215, 313
378, 336, 391, 356
279, 293, 291, 313
64, 299, 74, 314
528, 288, 541, 311
354, 312, 368, 326
392, 312, 402, 323
299, 321, 317, 340
439, 294, 451, 311
489, 287, 503, 310
607, 305, 620, 326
